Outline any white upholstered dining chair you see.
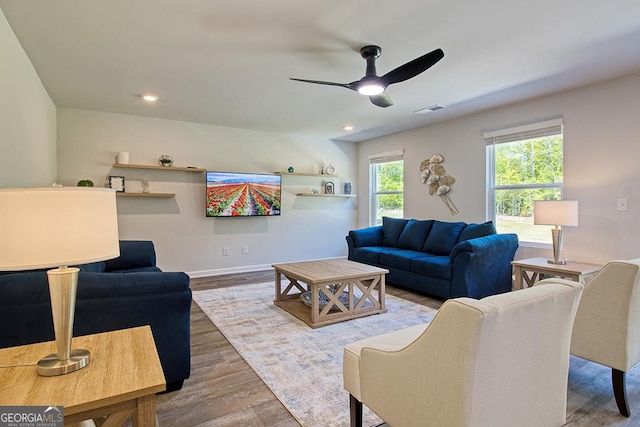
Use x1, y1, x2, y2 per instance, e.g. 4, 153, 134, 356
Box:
567, 259, 640, 417
343, 280, 584, 427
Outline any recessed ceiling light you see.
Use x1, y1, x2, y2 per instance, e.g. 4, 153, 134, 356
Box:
141, 94, 159, 102
343, 125, 354, 131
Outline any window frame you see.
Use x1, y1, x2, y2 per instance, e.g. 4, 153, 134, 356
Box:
484, 119, 564, 246
369, 150, 404, 226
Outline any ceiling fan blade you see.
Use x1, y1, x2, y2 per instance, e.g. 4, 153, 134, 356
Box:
369, 93, 393, 108
289, 78, 351, 89
380, 48, 444, 86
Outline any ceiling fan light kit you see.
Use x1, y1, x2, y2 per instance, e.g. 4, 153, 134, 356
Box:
290, 45, 444, 108
357, 83, 385, 96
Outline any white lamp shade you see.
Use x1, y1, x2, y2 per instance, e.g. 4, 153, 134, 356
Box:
534, 200, 579, 227
0, 187, 120, 270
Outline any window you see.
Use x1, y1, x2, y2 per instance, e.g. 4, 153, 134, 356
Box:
485, 119, 563, 244
369, 150, 404, 226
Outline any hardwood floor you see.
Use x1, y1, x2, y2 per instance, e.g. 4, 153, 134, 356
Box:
155, 270, 640, 426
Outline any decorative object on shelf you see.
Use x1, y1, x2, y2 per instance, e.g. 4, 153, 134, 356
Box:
343, 182, 352, 194
287, 166, 294, 173
324, 181, 335, 194
320, 165, 325, 174
108, 176, 125, 192
158, 155, 174, 167
117, 151, 130, 165
77, 179, 94, 187
533, 200, 579, 265
311, 188, 319, 194
0, 187, 119, 376
325, 164, 335, 175
142, 179, 150, 194
420, 154, 459, 215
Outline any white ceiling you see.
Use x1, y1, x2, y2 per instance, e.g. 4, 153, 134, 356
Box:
2, 0, 640, 142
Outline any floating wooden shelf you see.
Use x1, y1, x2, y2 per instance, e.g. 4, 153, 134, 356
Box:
296, 193, 356, 198
116, 192, 175, 197
113, 163, 206, 172
275, 171, 336, 178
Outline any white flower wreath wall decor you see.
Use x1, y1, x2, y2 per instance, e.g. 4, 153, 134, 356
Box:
420, 154, 459, 215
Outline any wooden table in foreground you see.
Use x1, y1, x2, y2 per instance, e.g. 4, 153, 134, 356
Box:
273, 259, 389, 328
0, 326, 166, 427
512, 257, 602, 290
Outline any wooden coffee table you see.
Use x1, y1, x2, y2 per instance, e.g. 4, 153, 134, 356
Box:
272, 259, 388, 328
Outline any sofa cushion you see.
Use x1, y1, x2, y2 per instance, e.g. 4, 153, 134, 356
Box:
411, 255, 453, 280
458, 221, 496, 242
397, 220, 434, 251
379, 249, 427, 271
422, 221, 466, 255
77, 262, 106, 273
382, 217, 409, 247
104, 240, 157, 272
351, 247, 388, 265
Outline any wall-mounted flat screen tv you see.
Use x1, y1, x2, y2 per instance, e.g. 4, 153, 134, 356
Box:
206, 171, 281, 217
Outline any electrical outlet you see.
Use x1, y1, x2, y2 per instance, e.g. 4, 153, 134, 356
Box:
223, 247, 230, 256
617, 198, 628, 212
242, 245, 249, 254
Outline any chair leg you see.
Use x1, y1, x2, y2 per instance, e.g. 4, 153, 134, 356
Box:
350, 394, 363, 427
612, 368, 630, 417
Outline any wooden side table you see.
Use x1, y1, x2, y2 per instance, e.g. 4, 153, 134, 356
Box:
0, 326, 165, 426
511, 257, 602, 290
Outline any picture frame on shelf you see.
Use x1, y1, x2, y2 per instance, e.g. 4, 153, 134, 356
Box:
324, 181, 334, 194
108, 175, 125, 192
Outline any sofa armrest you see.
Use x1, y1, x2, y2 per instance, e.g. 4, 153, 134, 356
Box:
104, 240, 157, 272
348, 226, 384, 248
449, 233, 519, 299
77, 271, 190, 298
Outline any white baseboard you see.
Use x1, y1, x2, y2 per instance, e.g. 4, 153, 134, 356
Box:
187, 263, 273, 278
186, 256, 347, 279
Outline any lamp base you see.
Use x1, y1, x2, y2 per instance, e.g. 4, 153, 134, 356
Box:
36, 349, 90, 376
547, 259, 567, 265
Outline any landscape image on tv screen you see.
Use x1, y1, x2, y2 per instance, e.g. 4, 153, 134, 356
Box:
206, 171, 282, 217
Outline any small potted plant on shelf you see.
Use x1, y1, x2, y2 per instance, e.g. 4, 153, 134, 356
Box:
158, 155, 174, 167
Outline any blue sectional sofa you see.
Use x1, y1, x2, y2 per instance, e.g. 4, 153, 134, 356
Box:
347, 218, 519, 299
0, 240, 192, 392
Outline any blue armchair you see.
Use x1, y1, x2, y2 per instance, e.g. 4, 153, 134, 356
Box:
0, 240, 192, 391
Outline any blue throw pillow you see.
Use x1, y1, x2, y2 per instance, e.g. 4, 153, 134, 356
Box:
458, 221, 496, 242
382, 217, 409, 247
397, 220, 434, 251
422, 221, 466, 255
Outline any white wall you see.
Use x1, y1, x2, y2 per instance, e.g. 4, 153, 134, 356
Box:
0, 9, 56, 187
357, 72, 640, 264
56, 108, 357, 274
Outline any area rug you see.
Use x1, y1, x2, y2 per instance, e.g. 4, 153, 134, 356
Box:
192, 282, 437, 427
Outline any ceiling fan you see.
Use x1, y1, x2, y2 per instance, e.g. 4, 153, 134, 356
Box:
290, 45, 444, 108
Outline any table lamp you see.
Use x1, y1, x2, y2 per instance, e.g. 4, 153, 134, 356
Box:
533, 200, 579, 265
0, 187, 119, 376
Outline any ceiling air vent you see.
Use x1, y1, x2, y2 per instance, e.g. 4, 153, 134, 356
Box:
413, 104, 446, 114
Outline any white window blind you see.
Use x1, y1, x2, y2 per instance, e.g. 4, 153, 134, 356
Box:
368, 149, 404, 164
483, 118, 563, 145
